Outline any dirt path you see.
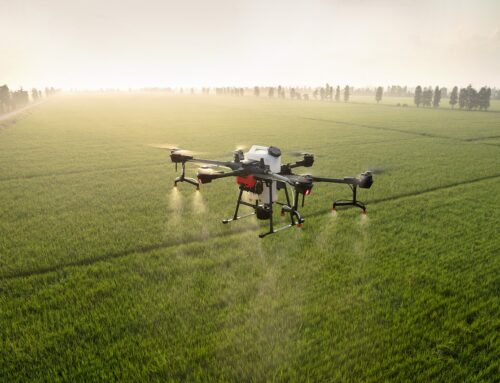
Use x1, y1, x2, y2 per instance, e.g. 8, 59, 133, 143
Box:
0, 100, 45, 122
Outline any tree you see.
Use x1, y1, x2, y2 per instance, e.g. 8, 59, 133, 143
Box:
414, 86, 422, 107
335, 86, 340, 102
31, 88, 39, 102
326, 83, 333, 100
375, 86, 383, 103
0, 85, 9, 113
478, 87, 491, 111
319, 87, 325, 101
458, 88, 466, 109
465, 85, 478, 110
432, 86, 441, 108
421, 87, 433, 107
277, 85, 285, 99
449, 86, 458, 109
343, 85, 350, 102
12, 88, 29, 108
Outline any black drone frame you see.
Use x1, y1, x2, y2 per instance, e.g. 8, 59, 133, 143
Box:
174, 161, 200, 189
222, 179, 305, 238
168, 149, 373, 237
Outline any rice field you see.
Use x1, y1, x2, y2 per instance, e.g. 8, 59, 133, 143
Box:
0, 93, 499, 381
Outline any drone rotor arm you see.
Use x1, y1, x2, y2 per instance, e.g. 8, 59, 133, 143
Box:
197, 168, 246, 184
310, 176, 355, 184
188, 158, 242, 170
311, 172, 373, 189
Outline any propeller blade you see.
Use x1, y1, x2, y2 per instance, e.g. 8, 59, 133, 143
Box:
149, 144, 206, 157
366, 166, 391, 175
148, 143, 180, 150
234, 144, 247, 152
197, 167, 225, 175
289, 150, 312, 157
225, 144, 248, 157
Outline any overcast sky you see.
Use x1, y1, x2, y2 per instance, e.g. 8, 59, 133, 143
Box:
1, 0, 499, 89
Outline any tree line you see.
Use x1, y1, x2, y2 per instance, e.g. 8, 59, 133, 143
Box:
0, 85, 58, 114
411, 85, 491, 110
210, 84, 497, 112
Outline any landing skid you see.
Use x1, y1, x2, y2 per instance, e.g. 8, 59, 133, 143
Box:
333, 184, 367, 213
174, 162, 199, 190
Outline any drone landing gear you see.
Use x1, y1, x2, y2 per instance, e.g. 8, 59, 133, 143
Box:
333, 185, 367, 213
174, 162, 199, 190
222, 182, 304, 238
222, 188, 257, 224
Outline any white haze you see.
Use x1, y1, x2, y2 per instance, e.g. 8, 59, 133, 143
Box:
1, 0, 499, 90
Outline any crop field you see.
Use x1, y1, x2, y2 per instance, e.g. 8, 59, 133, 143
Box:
0, 94, 499, 381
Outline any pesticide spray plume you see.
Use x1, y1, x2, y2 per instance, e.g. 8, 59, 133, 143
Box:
167, 186, 183, 214
359, 211, 370, 225
192, 189, 207, 214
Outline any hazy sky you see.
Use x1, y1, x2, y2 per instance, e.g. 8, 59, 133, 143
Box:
1, 0, 499, 89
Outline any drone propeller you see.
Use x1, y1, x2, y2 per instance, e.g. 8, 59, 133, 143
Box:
289, 150, 312, 157
225, 144, 248, 157
198, 166, 224, 175
149, 144, 204, 157
234, 144, 247, 152
148, 143, 180, 150
197, 165, 223, 173
365, 165, 391, 175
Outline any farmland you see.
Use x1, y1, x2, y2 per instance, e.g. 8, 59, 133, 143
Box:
0, 93, 499, 381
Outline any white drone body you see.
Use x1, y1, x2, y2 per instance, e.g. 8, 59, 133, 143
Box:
244, 145, 281, 204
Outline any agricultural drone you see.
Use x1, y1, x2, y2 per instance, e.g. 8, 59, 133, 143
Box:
158, 145, 374, 238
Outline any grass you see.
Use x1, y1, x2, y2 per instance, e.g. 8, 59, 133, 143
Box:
0, 94, 499, 381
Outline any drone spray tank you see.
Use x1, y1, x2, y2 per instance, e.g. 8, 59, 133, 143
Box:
241, 145, 281, 204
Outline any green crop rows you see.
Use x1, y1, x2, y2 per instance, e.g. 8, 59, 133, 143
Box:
1, 94, 499, 381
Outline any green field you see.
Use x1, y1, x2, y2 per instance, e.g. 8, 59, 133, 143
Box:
1, 94, 499, 381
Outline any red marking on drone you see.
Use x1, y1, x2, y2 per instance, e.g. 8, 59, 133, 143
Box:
236, 175, 257, 188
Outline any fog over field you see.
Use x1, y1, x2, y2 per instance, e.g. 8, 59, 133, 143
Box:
2, 0, 500, 89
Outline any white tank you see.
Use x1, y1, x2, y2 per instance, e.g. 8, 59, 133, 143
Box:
245, 145, 281, 204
